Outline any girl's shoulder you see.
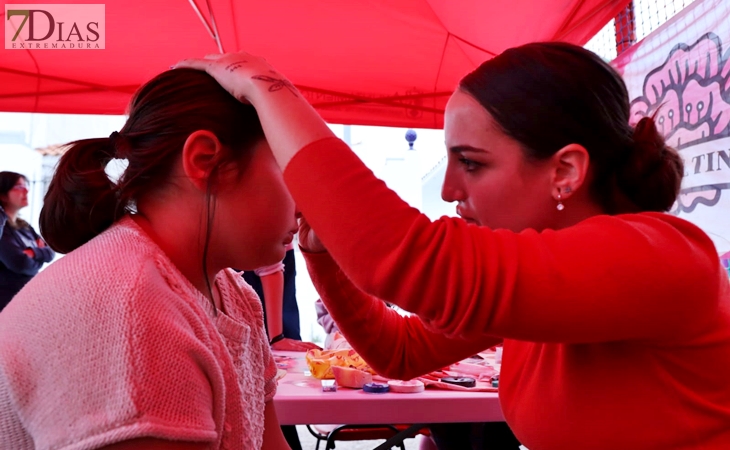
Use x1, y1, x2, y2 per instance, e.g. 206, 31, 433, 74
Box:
20, 216, 188, 307
48, 218, 157, 275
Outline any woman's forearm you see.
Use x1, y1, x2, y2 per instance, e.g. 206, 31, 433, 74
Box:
246, 82, 335, 171
305, 250, 501, 380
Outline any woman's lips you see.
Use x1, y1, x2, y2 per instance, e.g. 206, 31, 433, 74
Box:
456, 206, 478, 225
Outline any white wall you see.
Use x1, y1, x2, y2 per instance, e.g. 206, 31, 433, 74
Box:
421, 157, 456, 221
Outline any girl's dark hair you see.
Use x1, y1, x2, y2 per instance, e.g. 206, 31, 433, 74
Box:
40, 69, 264, 254
459, 42, 683, 214
0, 171, 30, 229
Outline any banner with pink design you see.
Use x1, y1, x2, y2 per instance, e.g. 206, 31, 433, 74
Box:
613, 0, 730, 255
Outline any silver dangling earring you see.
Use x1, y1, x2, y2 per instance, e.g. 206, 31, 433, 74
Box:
556, 193, 564, 211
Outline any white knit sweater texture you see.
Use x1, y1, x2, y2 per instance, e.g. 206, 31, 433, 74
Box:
0, 217, 277, 449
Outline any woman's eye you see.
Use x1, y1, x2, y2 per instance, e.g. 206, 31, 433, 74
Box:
459, 157, 481, 171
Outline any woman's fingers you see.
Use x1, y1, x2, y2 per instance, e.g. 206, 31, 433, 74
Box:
174, 51, 257, 70
172, 51, 281, 105
172, 58, 211, 71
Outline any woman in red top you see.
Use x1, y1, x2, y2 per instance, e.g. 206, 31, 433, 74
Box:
178, 42, 730, 449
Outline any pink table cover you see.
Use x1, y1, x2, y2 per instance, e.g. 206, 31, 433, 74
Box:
272, 351, 505, 425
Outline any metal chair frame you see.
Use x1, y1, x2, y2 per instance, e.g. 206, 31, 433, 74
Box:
305, 423, 409, 450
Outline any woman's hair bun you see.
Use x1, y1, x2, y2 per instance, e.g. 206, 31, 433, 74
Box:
616, 116, 684, 212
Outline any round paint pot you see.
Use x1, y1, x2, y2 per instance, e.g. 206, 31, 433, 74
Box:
388, 379, 425, 393
440, 376, 476, 388
362, 382, 390, 393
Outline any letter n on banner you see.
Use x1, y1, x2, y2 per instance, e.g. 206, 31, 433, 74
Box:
613, 0, 730, 256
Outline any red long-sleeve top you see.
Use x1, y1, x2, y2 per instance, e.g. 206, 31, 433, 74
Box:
285, 137, 730, 449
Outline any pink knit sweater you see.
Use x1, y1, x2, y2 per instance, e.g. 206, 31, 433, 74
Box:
0, 217, 277, 450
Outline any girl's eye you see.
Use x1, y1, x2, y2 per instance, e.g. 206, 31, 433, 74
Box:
459, 157, 482, 171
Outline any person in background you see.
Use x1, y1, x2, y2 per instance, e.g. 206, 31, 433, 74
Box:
243, 243, 319, 450
0, 171, 55, 311
314, 297, 339, 349
0, 69, 293, 449
243, 243, 319, 351
178, 42, 730, 449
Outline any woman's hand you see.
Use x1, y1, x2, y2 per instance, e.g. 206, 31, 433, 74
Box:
271, 338, 321, 352
297, 215, 327, 253
175, 51, 335, 170
174, 52, 296, 105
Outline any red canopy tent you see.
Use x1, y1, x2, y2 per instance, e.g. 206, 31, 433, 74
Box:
1, 0, 630, 128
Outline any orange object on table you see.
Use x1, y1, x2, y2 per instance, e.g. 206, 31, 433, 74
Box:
305, 348, 375, 379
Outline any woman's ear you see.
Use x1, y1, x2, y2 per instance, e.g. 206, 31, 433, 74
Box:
550, 143, 590, 200
181, 130, 224, 192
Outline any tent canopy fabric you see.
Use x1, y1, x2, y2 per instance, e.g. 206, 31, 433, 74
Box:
1, 0, 630, 128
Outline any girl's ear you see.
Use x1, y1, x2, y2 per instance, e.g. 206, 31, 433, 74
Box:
181, 130, 224, 192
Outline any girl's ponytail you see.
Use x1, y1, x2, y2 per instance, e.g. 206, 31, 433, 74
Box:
40, 138, 124, 254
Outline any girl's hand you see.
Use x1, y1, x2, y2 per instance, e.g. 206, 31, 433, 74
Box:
297, 215, 326, 253
23, 248, 35, 258
36, 238, 45, 248
173, 52, 297, 105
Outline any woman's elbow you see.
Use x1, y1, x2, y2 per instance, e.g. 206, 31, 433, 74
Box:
370, 362, 412, 380
368, 355, 427, 381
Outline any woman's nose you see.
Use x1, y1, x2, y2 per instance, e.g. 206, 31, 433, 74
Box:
441, 173, 465, 203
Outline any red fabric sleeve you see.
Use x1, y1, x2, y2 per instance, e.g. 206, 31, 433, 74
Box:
303, 249, 501, 380
285, 138, 723, 344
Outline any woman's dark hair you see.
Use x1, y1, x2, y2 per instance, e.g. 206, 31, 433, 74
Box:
0, 171, 31, 229
459, 42, 683, 214
40, 69, 264, 254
